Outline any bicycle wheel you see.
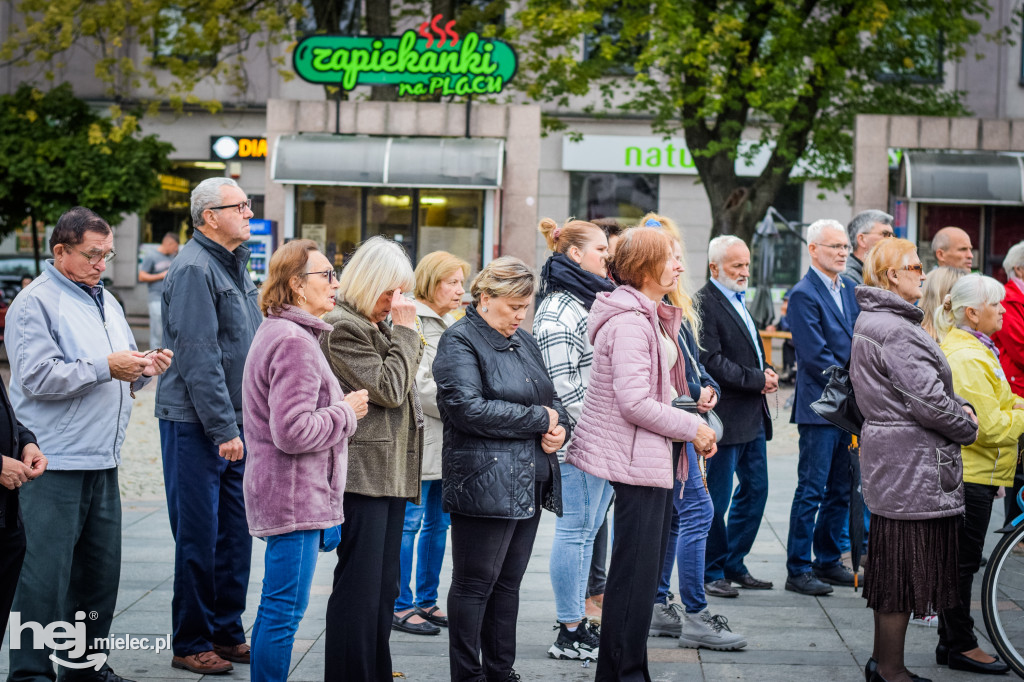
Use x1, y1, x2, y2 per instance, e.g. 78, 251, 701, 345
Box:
982, 522, 1024, 678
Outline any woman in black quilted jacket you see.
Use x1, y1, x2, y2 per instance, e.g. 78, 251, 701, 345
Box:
434, 256, 569, 682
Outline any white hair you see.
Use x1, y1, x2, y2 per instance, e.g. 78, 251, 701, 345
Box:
1004, 241, 1024, 275
336, 236, 415, 319
933, 273, 1005, 342
191, 177, 240, 227
806, 219, 847, 245
707, 235, 746, 265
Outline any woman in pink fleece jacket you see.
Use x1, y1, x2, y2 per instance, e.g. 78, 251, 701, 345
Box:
241, 240, 369, 682
566, 226, 717, 682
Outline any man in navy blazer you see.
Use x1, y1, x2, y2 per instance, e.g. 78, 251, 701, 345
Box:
784, 219, 861, 596
696, 236, 778, 597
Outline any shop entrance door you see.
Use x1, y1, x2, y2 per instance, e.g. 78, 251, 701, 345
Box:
366, 190, 416, 263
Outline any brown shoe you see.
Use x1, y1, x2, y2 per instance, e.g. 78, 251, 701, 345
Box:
213, 642, 251, 664
171, 650, 233, 674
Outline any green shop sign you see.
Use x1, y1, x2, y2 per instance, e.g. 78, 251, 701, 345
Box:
292, 15, 517, 97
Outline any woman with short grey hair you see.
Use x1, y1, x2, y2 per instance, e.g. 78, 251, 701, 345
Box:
994, 240, 1024, 527
320, 235, 427, 679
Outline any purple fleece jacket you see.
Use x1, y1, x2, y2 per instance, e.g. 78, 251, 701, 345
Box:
242, 305, 358, 537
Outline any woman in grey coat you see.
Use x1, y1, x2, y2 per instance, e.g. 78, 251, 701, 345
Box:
850, 238, 978, 682
320, 236, 425, 682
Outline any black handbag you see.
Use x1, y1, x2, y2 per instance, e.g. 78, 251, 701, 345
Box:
672, 394, 725, 441
810, 363, 863, 436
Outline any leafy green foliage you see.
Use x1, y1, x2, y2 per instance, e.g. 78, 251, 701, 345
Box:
0, 83, 173, 237
514, 0, 1003, 240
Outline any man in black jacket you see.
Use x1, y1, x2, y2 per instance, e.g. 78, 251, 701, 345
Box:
696, 236, 777, 596
156, 178, 263, 675
0, 376, 46, 638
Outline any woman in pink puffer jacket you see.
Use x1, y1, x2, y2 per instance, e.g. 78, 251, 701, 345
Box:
566, 226, 718, 682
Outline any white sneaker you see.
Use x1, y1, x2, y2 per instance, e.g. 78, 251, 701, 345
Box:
677, 610, 747, 650
910, 613, 938, 627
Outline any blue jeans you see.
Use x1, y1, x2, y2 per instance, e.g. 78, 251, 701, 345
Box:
251, 530, 320, 682
704, 426, 768, 582
786, 424, 852, 576
395, 480, 450, 612
657, 444, 714, 613
160, 420, 251, 656
550, 461, 615, 623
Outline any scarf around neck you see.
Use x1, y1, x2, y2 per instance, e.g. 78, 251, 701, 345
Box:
539, 251, 616, 310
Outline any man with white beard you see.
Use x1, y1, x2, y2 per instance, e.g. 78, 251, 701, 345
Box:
695, 236, 778, 597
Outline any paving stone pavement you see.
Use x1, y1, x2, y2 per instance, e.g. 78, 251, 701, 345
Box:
0, 383, 1014, 681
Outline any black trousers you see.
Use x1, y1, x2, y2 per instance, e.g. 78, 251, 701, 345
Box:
596, 481, 675, 682
324, 493, 406, 682
447, 497, 543, 682
588, 499, 611, 597
939, 482, 997, 653
0, 517, 26, 637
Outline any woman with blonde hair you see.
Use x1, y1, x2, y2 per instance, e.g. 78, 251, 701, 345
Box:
534, 217, 615, 661
920, 266, 967, 340
242, 240, 369, 681
567, 226, 718, 680
392, 251, 469, 635
321, 236, 425, 680
936, 273, 1024, 675
434, 256, 568, 681
850, 238, 977, 682
639, 214, 744, 649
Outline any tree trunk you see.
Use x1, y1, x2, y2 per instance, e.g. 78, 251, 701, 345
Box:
367, 0, 397, 101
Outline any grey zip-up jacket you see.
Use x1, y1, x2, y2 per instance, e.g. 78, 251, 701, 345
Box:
155, 230, 262, 444
7, 261, 148, 470
850, 285, 978, 520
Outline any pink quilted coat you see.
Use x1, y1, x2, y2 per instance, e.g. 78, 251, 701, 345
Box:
566, 285, 702, 488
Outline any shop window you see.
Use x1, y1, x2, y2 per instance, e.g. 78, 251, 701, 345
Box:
987, 207, 1024, 281
569, 172, 658, 225
295, 187, 484, 272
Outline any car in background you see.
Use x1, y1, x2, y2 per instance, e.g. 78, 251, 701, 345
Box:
0, 256, 40, 344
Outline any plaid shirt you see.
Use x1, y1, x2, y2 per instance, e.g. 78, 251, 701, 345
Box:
534, 290, 592, 461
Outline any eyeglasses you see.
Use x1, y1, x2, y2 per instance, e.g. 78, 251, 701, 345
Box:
901, 264, 924, 274
814, 243, 851, 253
304, 269, 337, 283
876, 229, 896, 238
207, 198, 252, 214
69, 247, 116, 265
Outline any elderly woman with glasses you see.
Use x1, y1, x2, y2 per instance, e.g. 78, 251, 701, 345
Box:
320, 236, 425, 681
241, 240, 369, 682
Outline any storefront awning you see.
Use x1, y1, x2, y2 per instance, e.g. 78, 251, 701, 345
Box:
901, 152, 1024, 205
271, 134, 504, 188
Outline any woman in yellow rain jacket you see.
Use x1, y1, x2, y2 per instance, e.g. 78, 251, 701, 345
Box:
936, 273, 1024, 675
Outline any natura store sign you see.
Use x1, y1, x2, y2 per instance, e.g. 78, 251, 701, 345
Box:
562, 135, 800, 177
292, 15, 517, 97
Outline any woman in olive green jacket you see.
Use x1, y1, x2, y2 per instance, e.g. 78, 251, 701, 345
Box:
320, 236, 425, 681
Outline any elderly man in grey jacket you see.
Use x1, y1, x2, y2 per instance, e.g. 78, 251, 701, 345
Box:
7, 207, 172, 682
155, 178, 263, 675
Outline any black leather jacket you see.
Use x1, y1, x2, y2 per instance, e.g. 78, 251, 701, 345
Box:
434, 305, 566, 519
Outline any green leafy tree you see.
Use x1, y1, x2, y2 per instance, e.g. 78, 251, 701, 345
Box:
0, 83, 173, 272
513, 0, 1008, 242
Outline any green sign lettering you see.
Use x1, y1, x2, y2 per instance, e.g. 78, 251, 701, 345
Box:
292, 27, 517, 96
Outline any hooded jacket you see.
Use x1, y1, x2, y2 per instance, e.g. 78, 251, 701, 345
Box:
850, 286, 976, 520
942, 326, 1024, 487
242, 306, 357, 537
566, 286, 702, 488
